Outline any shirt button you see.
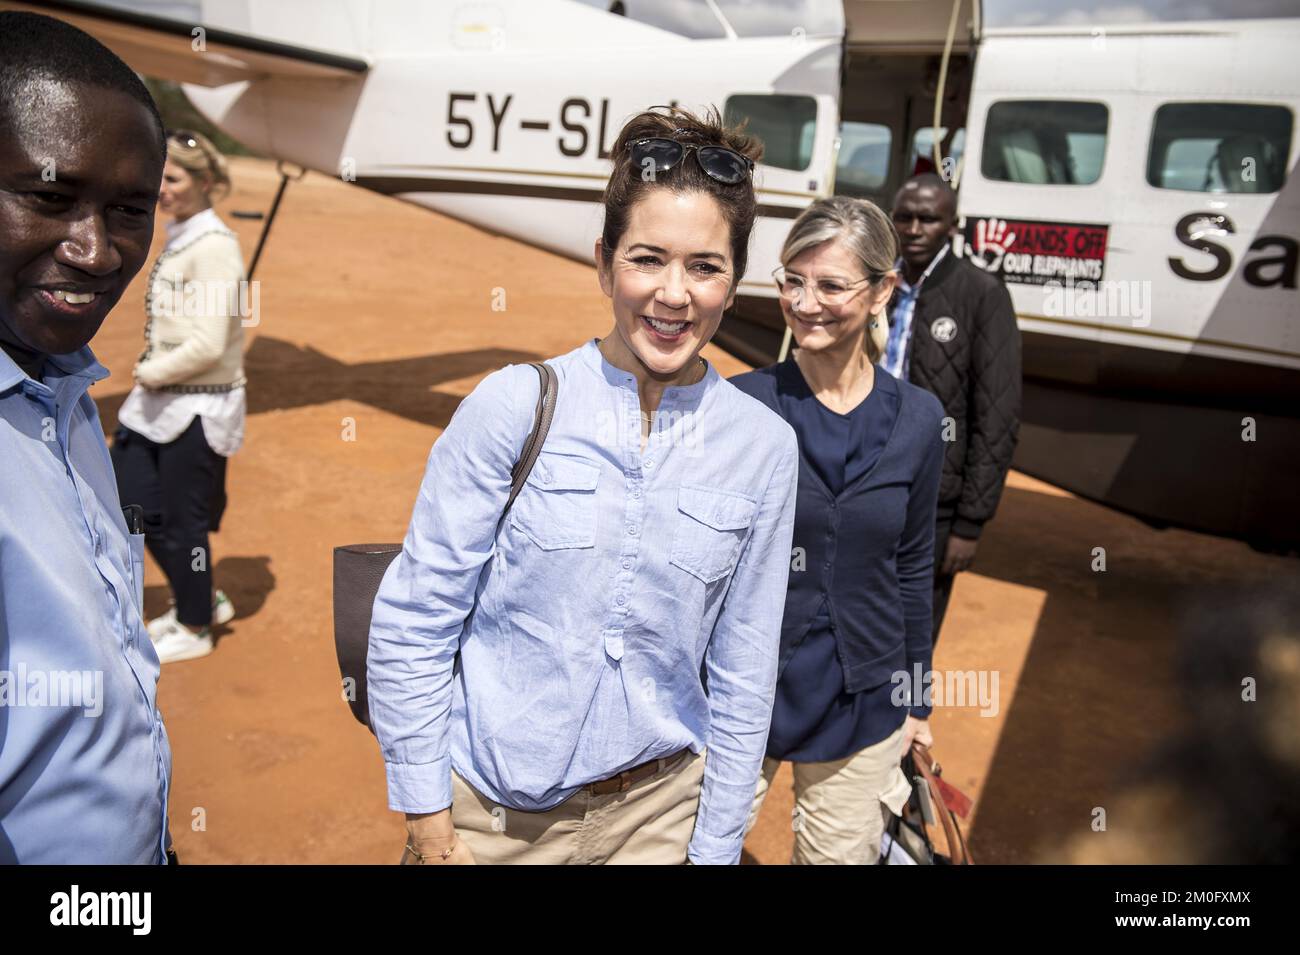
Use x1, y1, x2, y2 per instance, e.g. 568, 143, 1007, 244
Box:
622, 559, 633, 569
616, 594, 627, 605
627, 525, 639, 536
633, 488, 642, 499
645, 460, 654, 469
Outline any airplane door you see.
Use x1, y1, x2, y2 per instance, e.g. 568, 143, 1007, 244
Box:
954, 34, 1109, 390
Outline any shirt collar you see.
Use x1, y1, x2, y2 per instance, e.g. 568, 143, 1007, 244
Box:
895, 243, 949, 294
165, 207, 223, 250
579, 336, 718, 401
0, 347, 23, 393
1, 343, 107, 395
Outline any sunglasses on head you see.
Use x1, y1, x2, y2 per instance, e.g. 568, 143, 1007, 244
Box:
628, 134, 754, 185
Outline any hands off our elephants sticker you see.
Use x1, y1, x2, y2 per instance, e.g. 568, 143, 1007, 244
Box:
963, 215, 1109, 286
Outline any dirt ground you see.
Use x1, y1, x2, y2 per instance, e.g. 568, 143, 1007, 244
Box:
87, 158, 1298, 864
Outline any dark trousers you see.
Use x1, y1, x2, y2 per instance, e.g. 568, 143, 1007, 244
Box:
932, 514, 956, 648
112, 419, 227, 629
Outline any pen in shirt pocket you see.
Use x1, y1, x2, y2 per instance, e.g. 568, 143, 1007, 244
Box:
122, 504, 144, 534
122, 505, 146, 617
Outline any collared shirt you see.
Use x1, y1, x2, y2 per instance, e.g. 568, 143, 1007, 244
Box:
368, 338, 799, 865
0, 346, 172, 863
881, 244, 949, 380
117, 207, 245, 456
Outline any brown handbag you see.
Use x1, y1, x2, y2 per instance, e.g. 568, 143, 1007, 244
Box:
884, 742, 975, 865
331, 362, 557, 729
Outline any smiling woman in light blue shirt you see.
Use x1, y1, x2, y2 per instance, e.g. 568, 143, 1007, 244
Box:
368, 106, 798, 866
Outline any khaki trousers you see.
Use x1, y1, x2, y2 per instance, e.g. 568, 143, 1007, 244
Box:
450, 749, 706, 864
747, 723, 912, 865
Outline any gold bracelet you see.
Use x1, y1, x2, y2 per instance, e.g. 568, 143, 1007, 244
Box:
405, 838, 456, 864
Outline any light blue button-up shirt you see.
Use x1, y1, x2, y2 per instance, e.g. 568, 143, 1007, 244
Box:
0, 346, 172, 864
368, 338, 799, 864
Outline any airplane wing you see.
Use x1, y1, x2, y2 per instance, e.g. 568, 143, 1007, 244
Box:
0, 0, 369, 85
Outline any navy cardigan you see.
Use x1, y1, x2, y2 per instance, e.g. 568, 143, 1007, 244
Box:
730, 362, 944, 711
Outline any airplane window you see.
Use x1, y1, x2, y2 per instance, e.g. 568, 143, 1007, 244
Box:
712, 0, 843, 38
981, 101, 1108, 185
724, 94, 818, 171
570, 0, 727, 39
1147, 103, 1293, 194
834, 122, 891, 198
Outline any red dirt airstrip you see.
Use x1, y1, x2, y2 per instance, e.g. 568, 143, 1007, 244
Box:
87, 159, 1298, 864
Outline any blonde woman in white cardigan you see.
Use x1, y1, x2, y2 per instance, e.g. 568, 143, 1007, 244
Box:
112, 130, 246, 664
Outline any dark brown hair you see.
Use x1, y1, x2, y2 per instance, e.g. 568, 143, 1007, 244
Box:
600, 105, 763, 285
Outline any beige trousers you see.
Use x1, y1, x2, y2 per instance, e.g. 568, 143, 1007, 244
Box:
449, 749, 706, 864
747, 723, 912, 865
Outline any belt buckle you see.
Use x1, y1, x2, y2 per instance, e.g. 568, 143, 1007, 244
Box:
617, 771, 633, 793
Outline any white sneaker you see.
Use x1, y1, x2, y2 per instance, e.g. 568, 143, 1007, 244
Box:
152, 619, 214, 664
147, 590, 235, 641
212, 590, 235, 625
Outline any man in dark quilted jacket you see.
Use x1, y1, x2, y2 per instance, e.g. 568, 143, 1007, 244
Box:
881, 174, 1021, 646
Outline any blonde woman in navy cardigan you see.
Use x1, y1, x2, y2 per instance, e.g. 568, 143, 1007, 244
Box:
732, 197, 944, 864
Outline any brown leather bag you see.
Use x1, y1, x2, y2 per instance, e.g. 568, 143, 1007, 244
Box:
884, 742, 975, 865
331, 362, 557, 729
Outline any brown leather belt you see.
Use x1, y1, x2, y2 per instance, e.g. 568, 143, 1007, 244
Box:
585, 748, 690, 796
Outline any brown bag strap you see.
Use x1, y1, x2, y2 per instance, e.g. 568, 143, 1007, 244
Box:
505, 361, 557, 516
333, 360, 557, 730
911, 742, 974, 865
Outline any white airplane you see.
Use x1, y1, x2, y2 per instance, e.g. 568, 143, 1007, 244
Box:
6, 0, 1297, 549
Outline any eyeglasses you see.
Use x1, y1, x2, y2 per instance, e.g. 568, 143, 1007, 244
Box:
773, 267, 880, 307
628, 134, 754, 185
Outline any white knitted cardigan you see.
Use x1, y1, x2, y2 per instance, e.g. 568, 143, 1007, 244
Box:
136, 226, 247, 393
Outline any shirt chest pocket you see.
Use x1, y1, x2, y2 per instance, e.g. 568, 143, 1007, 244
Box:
670, 485, 757, 584
509, 452, 601, 550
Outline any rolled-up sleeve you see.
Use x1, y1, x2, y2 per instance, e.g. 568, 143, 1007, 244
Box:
367, 364, 533, 814
689, 430, 799, 864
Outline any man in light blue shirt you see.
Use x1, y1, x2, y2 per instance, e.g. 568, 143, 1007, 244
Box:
0, 12, 173, 863
369, 339, 799, 865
